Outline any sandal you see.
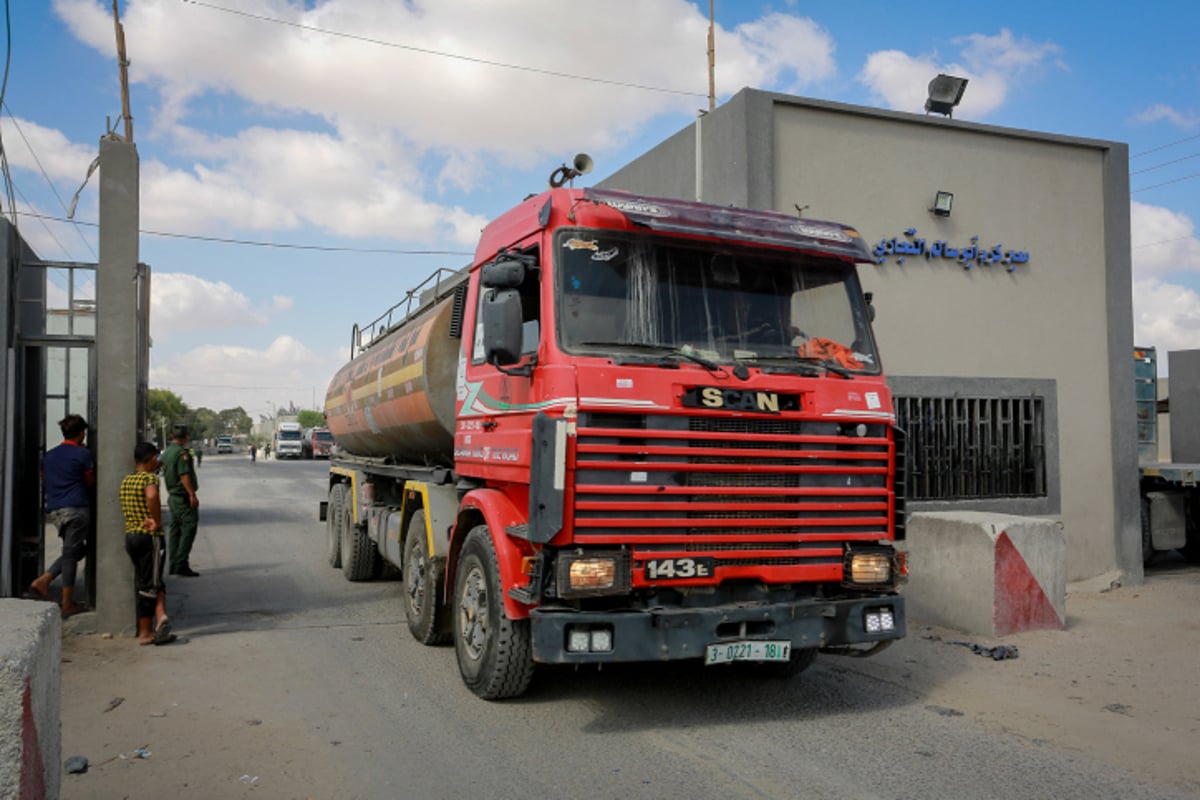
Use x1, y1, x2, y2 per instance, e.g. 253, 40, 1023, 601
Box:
152, 619, 173, 644
153, 633, 178, 646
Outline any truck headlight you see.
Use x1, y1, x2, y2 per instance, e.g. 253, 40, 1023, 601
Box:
842, 548, 897, 588
556, 551, 631, 598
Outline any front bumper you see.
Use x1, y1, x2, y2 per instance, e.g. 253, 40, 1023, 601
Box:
530, 593, 904, 664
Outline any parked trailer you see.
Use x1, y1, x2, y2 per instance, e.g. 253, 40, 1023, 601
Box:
321, 185, 907, 699
1135, 346, 1200, 564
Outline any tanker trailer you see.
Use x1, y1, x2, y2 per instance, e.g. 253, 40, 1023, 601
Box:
321, 185, 906, 701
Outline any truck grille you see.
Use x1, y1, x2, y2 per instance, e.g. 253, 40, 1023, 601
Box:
571, 412, 898, 578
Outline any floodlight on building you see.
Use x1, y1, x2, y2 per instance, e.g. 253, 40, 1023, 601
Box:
930, 190, 954, 217
925, 74, 968, 117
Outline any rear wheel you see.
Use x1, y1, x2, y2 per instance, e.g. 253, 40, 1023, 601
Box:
326, 484, 345, 569
1141, 497, 1157, 567
340, 497, 379, 581
453, 526, 534, 700
404, 510, 450, 644
1182, 496, 1200, 564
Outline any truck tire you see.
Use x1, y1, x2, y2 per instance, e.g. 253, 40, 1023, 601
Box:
340, 499, 379, 581
453, 526, 534, 700
326, 484, 346, 569
1182, 498, 1200, 564
1141, 497, 1156, 567
404, 510, 450, 645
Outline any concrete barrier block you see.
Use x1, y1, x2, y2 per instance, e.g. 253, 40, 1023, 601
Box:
0, 601, 61, 800
900, 512, 1066, 637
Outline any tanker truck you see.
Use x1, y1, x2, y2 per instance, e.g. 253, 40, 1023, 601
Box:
321, 184, 907, 699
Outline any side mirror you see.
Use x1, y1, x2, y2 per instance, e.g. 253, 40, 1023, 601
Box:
482, 288, 524, 366
481, 259, 526, 289
864, 291, 876, 322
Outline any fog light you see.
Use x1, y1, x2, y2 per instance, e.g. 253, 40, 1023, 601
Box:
865, 607, 896, 634
849, 553, 891, 584
568, 558, 616, 591
590, 629, 613, 652
567, 629, 591, 653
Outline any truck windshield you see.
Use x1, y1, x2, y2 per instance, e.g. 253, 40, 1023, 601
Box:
280, 430, 301, 441
314, 431, 334, 442
554, 230, 880, 374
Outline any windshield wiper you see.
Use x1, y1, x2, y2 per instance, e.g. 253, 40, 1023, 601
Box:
794, 356, 853, 378
581, 342, 724, 374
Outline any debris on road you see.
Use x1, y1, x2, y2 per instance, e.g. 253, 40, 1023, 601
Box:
63, 756, 88, 774
948, 640, 1020, 660
103, 696, 125, 713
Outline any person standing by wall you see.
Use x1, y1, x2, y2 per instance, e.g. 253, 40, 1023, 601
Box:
27, 414, 95, 618
161, 424, 201, 577
119, 442, 173, 645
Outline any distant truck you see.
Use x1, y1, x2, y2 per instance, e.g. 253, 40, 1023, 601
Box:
1135, 345, 1200, 564
302, 427, 334, 459
216, 435, 233, 454
273, 421, 303, 459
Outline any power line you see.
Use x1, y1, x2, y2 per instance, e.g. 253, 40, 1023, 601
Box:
1130, 151, 1200, 176
14, 210, 472, 255
1133, 235, 1199, 249
2, 102, 98, 259
1132, 172, 1200, 194
1131, 132, 1200, 160
180, 0, 706, 99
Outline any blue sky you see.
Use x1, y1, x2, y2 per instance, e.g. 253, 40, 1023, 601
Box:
3, 0, 1199, 418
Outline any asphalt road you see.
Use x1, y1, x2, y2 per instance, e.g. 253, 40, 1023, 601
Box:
59, 453, 1199, 800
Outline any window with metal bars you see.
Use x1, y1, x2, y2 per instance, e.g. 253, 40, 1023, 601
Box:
893, 395, 1046, 501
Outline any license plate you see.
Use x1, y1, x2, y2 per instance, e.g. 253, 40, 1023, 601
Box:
705, 640, 791, 665
643, 557, 714, 580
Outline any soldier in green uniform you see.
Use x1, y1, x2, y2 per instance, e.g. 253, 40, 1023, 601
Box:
161, 424, 201, 577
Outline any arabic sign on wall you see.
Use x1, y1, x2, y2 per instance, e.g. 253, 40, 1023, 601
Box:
873, 228, 1030, 272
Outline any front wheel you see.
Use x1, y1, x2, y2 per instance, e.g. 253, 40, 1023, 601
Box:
453, 526, 534, 700
326, 484, 345, 568
404, 510, 449, 645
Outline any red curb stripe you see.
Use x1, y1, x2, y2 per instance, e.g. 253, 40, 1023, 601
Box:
994, 530, 1064, 636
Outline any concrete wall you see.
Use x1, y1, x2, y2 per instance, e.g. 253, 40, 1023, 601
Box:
1167, 350, 1200, 462
600, 88, 1139, 583
0, 601, 60, 800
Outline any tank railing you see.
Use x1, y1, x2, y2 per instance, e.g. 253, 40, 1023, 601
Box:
351, 267, 466, 357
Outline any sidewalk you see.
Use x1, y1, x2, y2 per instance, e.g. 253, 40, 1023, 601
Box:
53, 555, 1200, 798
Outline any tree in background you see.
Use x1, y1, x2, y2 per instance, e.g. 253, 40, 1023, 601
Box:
218, 407, 254, 436
147, 388, 187, 444
297, 409, 325, 429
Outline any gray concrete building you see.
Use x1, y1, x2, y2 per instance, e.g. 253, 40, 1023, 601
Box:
601, 88, 1138, 583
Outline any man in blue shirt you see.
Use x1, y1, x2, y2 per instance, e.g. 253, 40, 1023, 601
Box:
28, 414, 95, 618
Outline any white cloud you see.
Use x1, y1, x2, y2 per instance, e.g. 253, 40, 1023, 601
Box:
1131, 103, 1200, 129
149, 334, 340, 416
0, 116, 97, 182
725, 13, 836, 94
857, 28, 1062, 117
151, 272, 281, 339
46, 0, 850, 244
1134, 277, 1200, 354
1131, 201, 1200, 276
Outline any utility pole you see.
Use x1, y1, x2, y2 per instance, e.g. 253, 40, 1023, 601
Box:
707, 0, 716, 112
111, 0, 134, 142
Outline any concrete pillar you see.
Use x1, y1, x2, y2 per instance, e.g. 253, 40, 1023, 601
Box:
0, 601, 61, 800
900, 511, 1066, 637
95, 136, 140, 634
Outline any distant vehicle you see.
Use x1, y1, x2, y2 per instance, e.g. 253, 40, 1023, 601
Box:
216, 435, 233, 454
273, 421, 303, 459
302, 427, 334, 459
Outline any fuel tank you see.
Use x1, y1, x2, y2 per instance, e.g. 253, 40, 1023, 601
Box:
323, 294, 462, 464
